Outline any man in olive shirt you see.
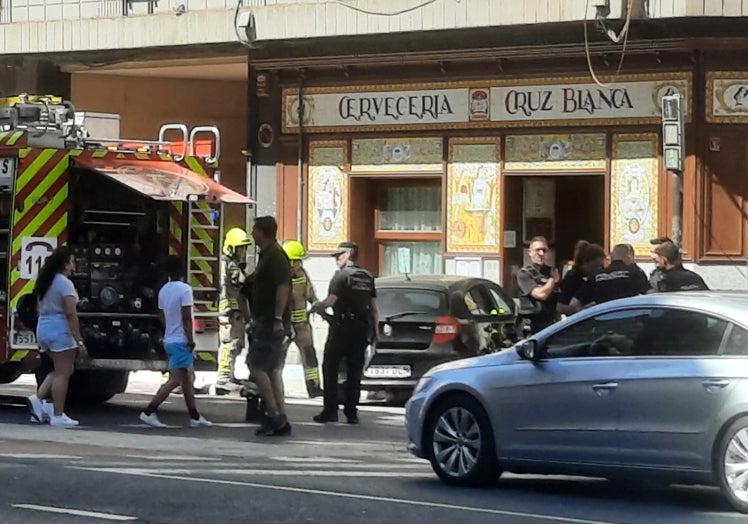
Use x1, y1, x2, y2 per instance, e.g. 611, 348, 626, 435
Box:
244, 216, 291, 437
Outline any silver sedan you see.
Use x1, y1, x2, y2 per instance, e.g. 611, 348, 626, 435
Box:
406, 292, 748, 513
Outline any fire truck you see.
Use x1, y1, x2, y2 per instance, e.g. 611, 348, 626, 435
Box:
0, 95, 252, 403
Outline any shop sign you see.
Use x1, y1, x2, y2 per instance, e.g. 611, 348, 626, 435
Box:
707, 72, 748, 123
282, 73, 691, 133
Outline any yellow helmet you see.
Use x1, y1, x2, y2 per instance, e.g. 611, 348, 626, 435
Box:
282, 240, 307, 261
223, 227, 252, 256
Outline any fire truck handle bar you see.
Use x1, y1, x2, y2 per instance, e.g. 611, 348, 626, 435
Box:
158, 123, 189, 162
189, 126, 221, 167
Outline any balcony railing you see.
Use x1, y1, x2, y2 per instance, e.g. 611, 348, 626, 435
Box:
1, 0, 745, 26
0, 0, 323, 22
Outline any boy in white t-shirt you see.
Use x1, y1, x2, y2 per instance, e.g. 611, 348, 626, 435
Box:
139, 256, 212, 428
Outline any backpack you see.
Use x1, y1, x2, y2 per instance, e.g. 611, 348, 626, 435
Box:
341, 265, 375, 317
17, 293, 39, 331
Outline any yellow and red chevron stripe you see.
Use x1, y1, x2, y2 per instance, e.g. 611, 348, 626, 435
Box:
0, 131, 28, 147
182, 158, 220, 313
9, 148, 70, 308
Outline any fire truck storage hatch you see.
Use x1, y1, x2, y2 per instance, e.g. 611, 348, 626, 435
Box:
71, 157, 254, 204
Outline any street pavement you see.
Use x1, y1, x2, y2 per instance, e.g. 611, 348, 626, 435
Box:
0, 370, 745, 523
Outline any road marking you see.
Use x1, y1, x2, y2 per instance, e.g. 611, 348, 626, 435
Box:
124, 455, 214, 461
75, 468, 617, 524
82, 467, 427, 478
12, 504, 136, 521
0, 454, 83, 460
271, 456, 359, 463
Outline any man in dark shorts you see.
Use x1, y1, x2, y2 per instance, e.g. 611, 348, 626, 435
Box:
245, 216, 291, 437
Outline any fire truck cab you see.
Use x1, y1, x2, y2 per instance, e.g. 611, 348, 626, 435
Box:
0, 95, 252, 403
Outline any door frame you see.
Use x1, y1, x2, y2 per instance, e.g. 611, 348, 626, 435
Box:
501, 171, 609, 288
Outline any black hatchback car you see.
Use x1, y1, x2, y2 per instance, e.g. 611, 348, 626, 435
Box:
362, 275, 518, 402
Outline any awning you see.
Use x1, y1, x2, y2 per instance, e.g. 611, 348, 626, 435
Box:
73, 157, 253, 204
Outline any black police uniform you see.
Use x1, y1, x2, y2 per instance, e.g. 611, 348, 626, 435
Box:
649, 266, 666, 291
557, 267, 588, 310
577, 260, 652, 304
515, 264, 559, 334
659, 265, 709, 292
321, 263, 376, 420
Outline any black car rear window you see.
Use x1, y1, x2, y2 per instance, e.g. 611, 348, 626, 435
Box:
377, 288, 447, 318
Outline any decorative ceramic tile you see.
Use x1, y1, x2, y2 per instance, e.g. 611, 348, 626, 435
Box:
351, 137, 443, 172
446, 139, 501, 253
308, 142, 348, 251
505, 133, 607, 171
610, 134, 659, 256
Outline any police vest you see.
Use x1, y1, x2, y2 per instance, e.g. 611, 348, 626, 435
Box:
336, 265, 375, 319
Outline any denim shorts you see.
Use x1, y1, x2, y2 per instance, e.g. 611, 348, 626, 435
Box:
36, 315, 77, 353
166, 342, 195, 370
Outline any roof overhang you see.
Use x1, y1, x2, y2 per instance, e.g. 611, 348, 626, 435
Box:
73, 157, 253, 204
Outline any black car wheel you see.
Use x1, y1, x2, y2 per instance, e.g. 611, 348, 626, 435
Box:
717, 416, 748, 513
425, 394, 500, 486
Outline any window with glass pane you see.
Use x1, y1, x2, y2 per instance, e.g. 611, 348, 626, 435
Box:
382, 242, 442, 276
379, 186, 441, 232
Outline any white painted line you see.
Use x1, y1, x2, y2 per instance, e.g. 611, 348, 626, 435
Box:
83, 467, 427, 477
12, 504, 136, 521
124, 455, 214, 462
0, 454, 83, 460
271, 456, 359, 463
75, 468, 617, 524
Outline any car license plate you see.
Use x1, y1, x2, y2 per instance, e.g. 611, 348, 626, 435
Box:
364, 365, 411, 379
14, 331, 37, 346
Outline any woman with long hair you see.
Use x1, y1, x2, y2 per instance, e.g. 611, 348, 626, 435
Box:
26, 246, 88, 428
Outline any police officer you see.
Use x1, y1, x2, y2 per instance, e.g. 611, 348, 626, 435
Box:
281, 240, 324, 398
557, 243, 605, 316
576, 243, 652, 305
310, 241, 378, 425
216, 227, 252, 394
653, 241, 709, 292
516, 236, 560, 334
648, 236, 672, 291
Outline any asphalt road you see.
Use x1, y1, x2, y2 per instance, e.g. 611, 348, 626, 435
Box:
0, 375, 745, 524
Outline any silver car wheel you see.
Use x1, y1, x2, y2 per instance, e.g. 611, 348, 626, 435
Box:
725, 428, 748, 503
432, 407, 481, 478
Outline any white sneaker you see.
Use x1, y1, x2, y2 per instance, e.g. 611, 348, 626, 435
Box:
189, 415, 213, 428
41, 402, 54, 424
50, 413, 79, 428
26, 395, 45, 423
139, 412, 167, 428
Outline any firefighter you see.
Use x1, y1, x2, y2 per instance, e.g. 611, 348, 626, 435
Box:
281, 240, 324, 398
216, 227, 252, 395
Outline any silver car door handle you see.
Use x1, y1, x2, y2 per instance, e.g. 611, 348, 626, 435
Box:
702, 379, 730, 390
592, 382, 618, 391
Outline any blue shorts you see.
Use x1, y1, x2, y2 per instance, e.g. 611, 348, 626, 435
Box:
36, 315, 77, 353
165, 342, 195, 370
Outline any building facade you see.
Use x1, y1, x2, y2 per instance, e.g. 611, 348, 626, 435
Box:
243, 1, 748, 294
1, 0, 748, 292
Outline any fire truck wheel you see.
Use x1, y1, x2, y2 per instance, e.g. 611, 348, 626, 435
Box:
0, 362, 24, 384
67, 370, 130, 405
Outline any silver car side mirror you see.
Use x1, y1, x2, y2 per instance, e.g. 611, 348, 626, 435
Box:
517, 340, 539, 362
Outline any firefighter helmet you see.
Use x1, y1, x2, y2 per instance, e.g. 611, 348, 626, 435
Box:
223, 227, 252, 256
282, 240, 307, 261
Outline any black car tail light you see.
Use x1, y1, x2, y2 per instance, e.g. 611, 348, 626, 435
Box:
432, 316, 461, 344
